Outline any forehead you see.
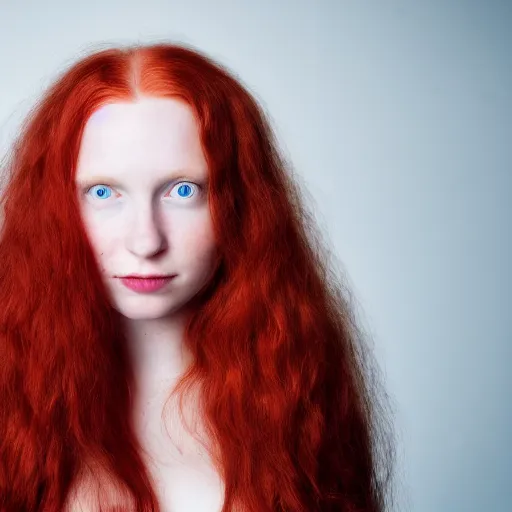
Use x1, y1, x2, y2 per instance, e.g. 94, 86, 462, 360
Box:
86, 97, 194, 128
76, 98, 207, 180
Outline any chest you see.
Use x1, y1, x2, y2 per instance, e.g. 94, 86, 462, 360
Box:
147, 459, 225, 512
134, 395, 225, 512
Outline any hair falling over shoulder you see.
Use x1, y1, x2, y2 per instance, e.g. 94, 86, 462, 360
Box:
0, 42, 397, 511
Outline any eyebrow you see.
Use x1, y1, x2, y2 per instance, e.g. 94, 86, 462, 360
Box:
75, 171, 209, 189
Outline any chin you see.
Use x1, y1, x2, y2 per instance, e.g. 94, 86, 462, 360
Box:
111, 297, 187, 321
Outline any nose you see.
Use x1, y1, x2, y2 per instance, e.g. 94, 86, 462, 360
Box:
125, 204, 167, 258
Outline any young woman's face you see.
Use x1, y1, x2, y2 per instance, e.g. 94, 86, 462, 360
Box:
75, 97, 217, 320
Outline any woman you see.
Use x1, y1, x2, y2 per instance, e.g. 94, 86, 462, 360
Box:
0, 43, 396, 512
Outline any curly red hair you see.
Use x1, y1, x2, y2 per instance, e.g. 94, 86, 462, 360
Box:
0, 43, 396, 511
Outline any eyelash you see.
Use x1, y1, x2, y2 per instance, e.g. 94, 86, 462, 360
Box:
84, 181, 202, 202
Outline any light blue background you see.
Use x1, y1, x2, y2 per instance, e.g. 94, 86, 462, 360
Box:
0, 1, 510, 510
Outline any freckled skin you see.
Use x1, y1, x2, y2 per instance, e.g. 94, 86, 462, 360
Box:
75, 97, 218, 321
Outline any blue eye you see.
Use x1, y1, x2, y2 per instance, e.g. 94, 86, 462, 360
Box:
85, 181, 199, 202
176, 183, 193, 198
88, 185, 112, 199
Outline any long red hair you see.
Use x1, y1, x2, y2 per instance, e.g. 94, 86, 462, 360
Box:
0, 43, 396, 511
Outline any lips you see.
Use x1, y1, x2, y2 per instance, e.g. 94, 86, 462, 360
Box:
118, 275, 175, 293
120, 274, 174, 279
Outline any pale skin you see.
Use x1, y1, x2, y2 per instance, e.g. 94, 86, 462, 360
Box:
70, 97, 225, 512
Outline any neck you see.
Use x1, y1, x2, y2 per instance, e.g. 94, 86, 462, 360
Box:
122, 311, 193, 398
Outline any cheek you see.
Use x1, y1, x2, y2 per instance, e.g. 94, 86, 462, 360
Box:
176, 216, 217, 261
81, 221, 117, 268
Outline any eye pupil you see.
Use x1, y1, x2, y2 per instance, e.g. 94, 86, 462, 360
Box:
177, 184, 192, 197
94, 186, 111, 199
